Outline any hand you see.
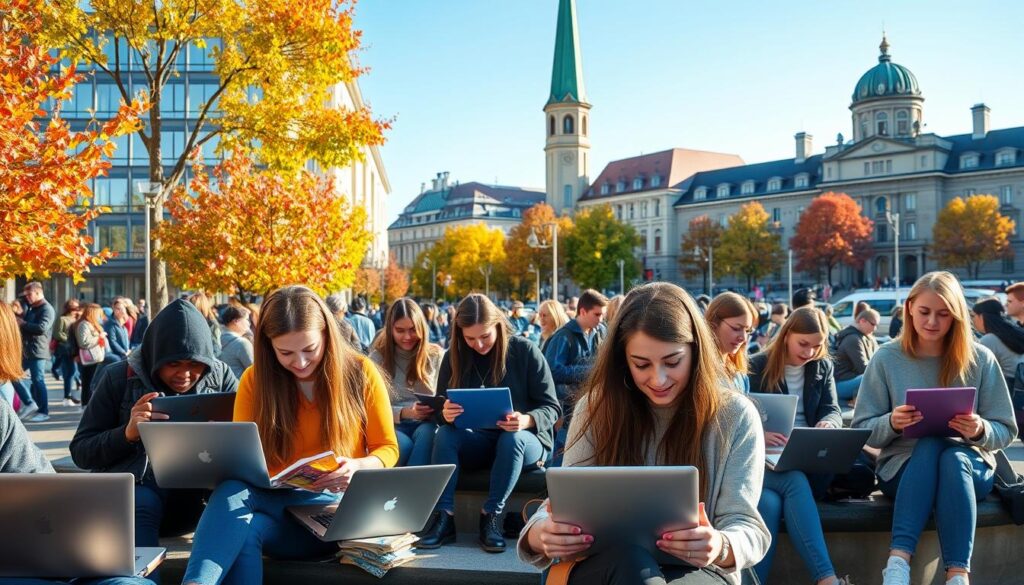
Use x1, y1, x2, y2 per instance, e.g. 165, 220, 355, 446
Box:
526, 500, 592, 560
890, 404, 923, 432
125, 392, 167, 442
497, 411, 533, 432
657, 503, 723, 568
815, 420, 838, 429
763, 431, 789, 447
310, 457, 360, 493
949, 413, 985, 441
402, 403, 434, 421
442, 399, 463, 424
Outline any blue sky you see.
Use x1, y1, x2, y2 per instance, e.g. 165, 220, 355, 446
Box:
353, 1, 1024, 223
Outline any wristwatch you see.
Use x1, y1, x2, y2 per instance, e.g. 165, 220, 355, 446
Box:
716, 533, 731, 565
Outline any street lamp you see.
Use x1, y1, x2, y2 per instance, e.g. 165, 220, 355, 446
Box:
443, 274, 453, 304
885, 209, 900, 300
692, 246, 713, 296
527, 222, 559, 301
616, 258, 625, 295
479, 264, 493, 298
423, 257, 437, 301
528, 264, 540, 302
134, 180, 161, 318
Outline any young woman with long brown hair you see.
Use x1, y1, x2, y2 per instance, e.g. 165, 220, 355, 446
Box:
0, 303, 24, 407
370, 298, 443, 467
746, 306, 850, 585
182, 286, 398, 585
74, 303, 108, 406
418, 293, 560, 553
518, 283, 768, 584
853, 272, 1017, 585
705, 292, 758, 393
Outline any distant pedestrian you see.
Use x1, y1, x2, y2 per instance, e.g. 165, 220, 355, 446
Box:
52, 299, 83, 405
188, 292, 222, 356
219, 305, 255, 379
103, 298, 132, 362
509, 301, 530, 338
347, 296, 376, 353
11, 282, 55, 422
324, 294, 362, 351
74, 303, 108, 406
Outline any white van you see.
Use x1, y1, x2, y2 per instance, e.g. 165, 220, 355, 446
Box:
830, 288, 1003, 335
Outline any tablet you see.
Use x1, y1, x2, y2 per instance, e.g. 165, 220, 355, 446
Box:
445, 388, 514, 429
150, 392, 236, 422
413, 393, 446, 412
903, 387, 977, 439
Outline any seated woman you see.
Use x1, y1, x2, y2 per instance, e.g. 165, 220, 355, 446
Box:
182, 286, 398, 585
370, 298, 443, 467
537, 299, 570, 353
704, 292, 758, 393
418, 294, 560, 553
518, 283, 769, 585
853, 272, 1017, 585
69, 299, 238, 582
969, 298, 1024, 388
746, 306, 850, 585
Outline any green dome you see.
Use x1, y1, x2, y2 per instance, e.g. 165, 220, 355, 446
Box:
852, 36, 921, 104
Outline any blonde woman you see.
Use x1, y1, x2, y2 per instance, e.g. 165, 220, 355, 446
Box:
853, 272, 1017, 585
604, 294, 624, 329
705, 292, 758, 393
537, 299, 570, 352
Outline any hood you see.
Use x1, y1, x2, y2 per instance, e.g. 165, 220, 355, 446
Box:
130, 299, 217, 393
835, 325, 863, 345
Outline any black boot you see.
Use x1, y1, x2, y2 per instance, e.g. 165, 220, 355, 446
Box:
417, 511, 456, 549
479, 511, 506, 553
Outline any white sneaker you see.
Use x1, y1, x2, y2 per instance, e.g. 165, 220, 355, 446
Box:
28, 413, 50, 423
17, 403, 39, 421
62, 398, 75, 407
882, 556, 911, 585
946, 575, 969, 585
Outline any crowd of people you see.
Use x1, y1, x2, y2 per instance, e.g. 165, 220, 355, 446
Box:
1, 270, 1022, 585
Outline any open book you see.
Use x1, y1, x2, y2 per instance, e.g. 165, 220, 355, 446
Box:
270, 451, 339, 491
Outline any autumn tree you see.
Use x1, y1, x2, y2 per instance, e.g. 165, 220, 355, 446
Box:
41, 0, 388, 311
717, 202, 784, 290
678, 215, 723, 295
504, 203, 574, 300
790, 192, 873, 286
932, 194, 1015, 278
352, 267, 381, 302
156, 153, 370, 301
382, 252, 410, 302
564, 205, 640, 292
1, 0, 144, 282
411, 224, 506, 299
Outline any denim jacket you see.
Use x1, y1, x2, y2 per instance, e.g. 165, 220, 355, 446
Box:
542, 319, 602, 403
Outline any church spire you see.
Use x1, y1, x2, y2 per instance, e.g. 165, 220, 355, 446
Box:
548, 0, 587, 105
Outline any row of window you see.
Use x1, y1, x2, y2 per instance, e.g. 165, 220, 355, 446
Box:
599, 174, 663, 196
961, 149, 1017, 169
57, 80, 222, 118
548, 114, 587, 137
638, 229, 663, 255
614, 200, 662, 220
962, 185, 1017, 205
693, 175, 809, 201
61, 36, 221, 73
67, 130, 221, 166
859, 109, 917, 138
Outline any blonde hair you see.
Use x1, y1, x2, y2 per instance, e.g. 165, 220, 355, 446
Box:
0, 304, 23, 383
448, 294, 511, 388
756, 306, 830, 393
901, 271, 975, 386
705, 292, 758, 378
538, 299, 570, 340
188, 292, 216, 322
604, 295, 625, 329
372, 298, 440, 391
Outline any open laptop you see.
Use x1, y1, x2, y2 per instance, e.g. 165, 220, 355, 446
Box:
288, 464, 455, 541
747, 393, 799, 436
766, 427, 872, 474
139, 421, 274, 489
150, 391, 237, 422
547, 466, 699, 566
0, 473, 165, 578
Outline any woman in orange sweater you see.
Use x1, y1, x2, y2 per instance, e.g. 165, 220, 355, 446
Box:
183, 286, 398, 585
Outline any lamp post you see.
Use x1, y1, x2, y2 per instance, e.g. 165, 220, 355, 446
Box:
479, 264, 492, 298
134, 181, 161, 318
885, 209, 900, 300
527, 222, 559, 301
443, 274, 453, 304
693, 246, 713, 296
423, 258, 437, 301
616, 258, 625, 295
528, 264, 540, 302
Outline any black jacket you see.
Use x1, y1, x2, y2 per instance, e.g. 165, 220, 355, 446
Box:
436, 335, 561, 453
747, 352, 843, 428
70, 299, 238, 481
20, 300, 55, 360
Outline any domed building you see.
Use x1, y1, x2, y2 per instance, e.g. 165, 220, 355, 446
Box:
850, 35, 924, 142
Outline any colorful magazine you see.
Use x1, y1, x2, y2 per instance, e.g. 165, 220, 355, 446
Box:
269, 451, 338, 491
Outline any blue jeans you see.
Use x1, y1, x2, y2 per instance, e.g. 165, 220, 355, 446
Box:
878, 437, 994, 571
835, 375, 862, 401
755, 469, 835, 584
12, 358, 48, 415
431, 426, 545, 515
0, 579, 155, 585
396, 420, 438, 467
57, 347, 80, 399
135, 476, 206, 583
182, 480, 339, 585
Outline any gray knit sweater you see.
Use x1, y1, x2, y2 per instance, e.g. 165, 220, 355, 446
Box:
516, 390, 769, 585
1, 398, 53, 473
852, 340, 1018, 481
369, 346, 442, 421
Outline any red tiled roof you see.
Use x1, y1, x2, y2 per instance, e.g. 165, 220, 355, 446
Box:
581, 148, 744, 201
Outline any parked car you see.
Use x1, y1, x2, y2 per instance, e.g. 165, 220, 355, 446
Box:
830, 288, 1003, 335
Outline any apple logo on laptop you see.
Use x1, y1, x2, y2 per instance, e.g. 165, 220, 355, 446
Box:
198, 450, 213, 464
383, 497, 398, 512
817, 448, 828, 459
35, 517, 54, 535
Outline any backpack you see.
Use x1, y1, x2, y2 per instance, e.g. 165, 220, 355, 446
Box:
993, 449, 1024, 525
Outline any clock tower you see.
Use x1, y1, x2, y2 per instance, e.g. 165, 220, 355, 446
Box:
544, 0, 590, 216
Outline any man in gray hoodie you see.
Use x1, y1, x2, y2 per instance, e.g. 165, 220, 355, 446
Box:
833, 309, 880, 403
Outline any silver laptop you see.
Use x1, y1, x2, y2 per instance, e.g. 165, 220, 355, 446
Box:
547, 466, 699, 566
0, 473, 165, 578
139, 421, 274, 489
766, 427, 872, 473
747, 392, 799, 436
288, 464, 456, 541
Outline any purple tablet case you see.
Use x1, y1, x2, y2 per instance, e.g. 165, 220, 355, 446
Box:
902, 387, 977, 438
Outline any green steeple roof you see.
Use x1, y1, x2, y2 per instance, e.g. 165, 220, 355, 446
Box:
548, 0, 587, 105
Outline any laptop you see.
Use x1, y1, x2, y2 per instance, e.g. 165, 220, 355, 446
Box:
288, 464, 456, 541
139, 421, 274, 489
446, 387, 514, 429
546, 466, 699, 566
903, 387, 977, 439
747, 393, 799, 436
766, 427, 872, 473
150, 391, 237, 422
0, 473, 165, 578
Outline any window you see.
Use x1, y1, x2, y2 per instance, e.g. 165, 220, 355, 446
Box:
548, 115, 555, 136
797, 206, 805, 218
640, 202, 647, 218
904, 193, 916, 211
96, 83, 123, 115
654, 229, 663, 254
767, 178, 781, 192
997, 150, 1016, 166
960, 154, 979, 169
876, 111, 888, 135
772, 207, 781, 223
651, 175, 661, 187
864, 162, 871, 176
896, 110, 909, 136
93, 177, 129, 211
200, 132, 221, 162
616, 181, 626, 193
600, 183, 610, 195
130, 224, 146, 258
188, 38, 220, 71
886, 160, 892, 174
130, 132, 148, 165
965, 188, 977, 196
95, 225, 128, 253
875, 196, 888, 215
718, 214, 728, 227
905, 222, 917, 240
160, 130, 186, 164
654, 200, 661, 217
872, 161, 884, 174
741, 181, 755, 195
633, 178, 644, 190
615, 204, 622, 219
582, 115, 587, 136
875, 223, 888, 243
1002, 185, 1014, 206
66, 82, 93, 116
562, 115, 574, 135
100, 34, 131, 70
188, 83, 220, 116
921, 155, 927, 168
795, 174, 809, 188
629, 204, 635, 219
717, 185, 730, 198
563, 185, 573, 208
1005, 257, 1016, 274
110, 134, 128, 162
694, 187, 707, 201
860, 114, 869, 138
640, 230, 648, 251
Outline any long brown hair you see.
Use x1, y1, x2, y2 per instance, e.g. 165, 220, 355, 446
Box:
253, 286, 367, 469
76, 303, 104, 336
372, 297, 439, 390
448, 294, 510, 388
705, 292, 758, 378
756, 306, 829, 393
0, 304, 23, 383
188, 292, 216, 322
901, 271, 975, 386
569, 282, 724, 495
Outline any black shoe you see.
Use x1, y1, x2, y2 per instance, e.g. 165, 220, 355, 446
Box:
417, 511, 456, 549
479, 512, 506, 553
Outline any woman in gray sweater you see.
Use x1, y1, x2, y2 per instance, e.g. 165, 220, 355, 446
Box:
518, 283, 769, 585
853, 272, 1017, 585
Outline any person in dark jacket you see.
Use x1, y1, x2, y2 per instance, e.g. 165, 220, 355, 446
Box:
103, 298, 132, 362
833, 308, 880, 404
11, 282, 55, 422
129, 310, 150, 350
69, 299, 238, 573
419, 294, 560, 554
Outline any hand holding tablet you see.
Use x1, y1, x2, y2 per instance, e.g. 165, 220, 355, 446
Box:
445, 388, 514, 429
901, 387, 977, 439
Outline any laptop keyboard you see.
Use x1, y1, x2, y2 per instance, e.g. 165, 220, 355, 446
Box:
312, 513, 335, 529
